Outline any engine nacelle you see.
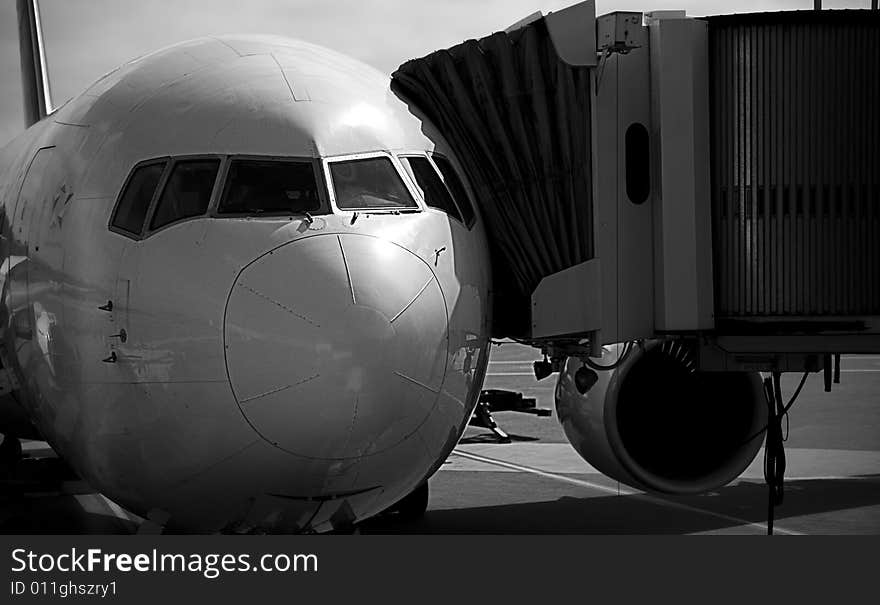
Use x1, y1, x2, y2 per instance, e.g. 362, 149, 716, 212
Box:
555, 341, 767, 494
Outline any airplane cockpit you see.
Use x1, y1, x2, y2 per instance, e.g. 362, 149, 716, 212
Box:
108, 149, 476, 240
219, 158, 321, 216
328, 154, 416, 211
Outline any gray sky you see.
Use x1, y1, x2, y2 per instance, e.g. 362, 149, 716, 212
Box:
0, 0, 870, 147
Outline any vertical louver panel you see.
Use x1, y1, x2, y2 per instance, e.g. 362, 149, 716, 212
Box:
708, 11, 880, 319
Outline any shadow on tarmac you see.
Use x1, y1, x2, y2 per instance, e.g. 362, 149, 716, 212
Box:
0, 456, 139, 534
362, 475, 880, 534
4, 454, 879, 534
458, 434, 540, 445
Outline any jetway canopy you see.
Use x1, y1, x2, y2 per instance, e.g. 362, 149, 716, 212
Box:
392, 15, 594, 337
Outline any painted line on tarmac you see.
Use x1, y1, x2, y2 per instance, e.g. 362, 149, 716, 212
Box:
489, 360, 535, 364
100, 495, 137, 525
485, 369, 880, 378
73, 494, 133, 532
74, 493, 138, 531
486, 372, 536, 377
451, 449, 803, 535
486, 368, 880, 376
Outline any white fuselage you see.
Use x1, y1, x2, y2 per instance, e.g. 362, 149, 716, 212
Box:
0, 36, 492, 532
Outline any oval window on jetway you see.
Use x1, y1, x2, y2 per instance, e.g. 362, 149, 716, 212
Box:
625, 123, 650, 205
110, 160, 166, 237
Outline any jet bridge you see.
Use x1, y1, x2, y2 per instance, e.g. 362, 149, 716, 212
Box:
392, 3, 880, 373
393, 2, 597, 338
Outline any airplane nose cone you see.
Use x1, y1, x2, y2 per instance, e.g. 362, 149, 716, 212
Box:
224, 233, 449, 459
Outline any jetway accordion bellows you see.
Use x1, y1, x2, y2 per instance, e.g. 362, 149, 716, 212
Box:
392, 19, 594, 337
708, 10, 880, 321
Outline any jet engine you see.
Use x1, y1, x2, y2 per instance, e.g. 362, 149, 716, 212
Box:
555, 340, 767, 494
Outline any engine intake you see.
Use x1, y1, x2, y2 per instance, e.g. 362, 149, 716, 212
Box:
555, 341, 767, 494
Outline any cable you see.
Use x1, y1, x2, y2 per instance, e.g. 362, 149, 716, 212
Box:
781, 371, 809, 416
779, 371, 809, 443
761, 371, 812, 535
740, 371, 809, 447
490, 337, 540, 347
764, 372, 789, 535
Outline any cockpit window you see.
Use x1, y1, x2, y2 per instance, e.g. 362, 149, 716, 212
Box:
150, 159, 220, 230
401, 156, 463, 222
432, 155, 476, 227
110, 160, 166, 236
218, 159, 320, 215
329, 157, 417, 210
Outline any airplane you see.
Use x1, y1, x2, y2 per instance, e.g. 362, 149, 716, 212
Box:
0, 0, 493, 533
6, 0, 860, 535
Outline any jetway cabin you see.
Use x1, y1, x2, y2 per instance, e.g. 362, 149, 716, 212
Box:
392, 3, 880, 374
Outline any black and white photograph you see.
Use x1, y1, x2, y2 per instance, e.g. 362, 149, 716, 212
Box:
0, 1, 878, 593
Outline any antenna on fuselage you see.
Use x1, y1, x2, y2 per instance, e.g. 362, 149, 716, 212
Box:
17, 0, 54, 128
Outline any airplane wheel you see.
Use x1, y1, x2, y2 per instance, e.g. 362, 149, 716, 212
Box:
0, 434, 22, 469
394, 482, 429, 520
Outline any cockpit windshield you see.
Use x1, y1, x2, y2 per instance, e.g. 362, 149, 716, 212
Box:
329, 157, 417, 210
218, 159, 321, 215
401, 155, 462, 222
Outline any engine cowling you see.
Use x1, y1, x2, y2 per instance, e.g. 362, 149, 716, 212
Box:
555, 340, 767, 494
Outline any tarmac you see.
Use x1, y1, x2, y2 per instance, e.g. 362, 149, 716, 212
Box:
3, 344, 879, 534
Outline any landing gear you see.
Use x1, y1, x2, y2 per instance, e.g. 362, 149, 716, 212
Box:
389, 482, 429, 520
470, 400, 510, 442
0, 434, 22, 474
469, 390, 552, 443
